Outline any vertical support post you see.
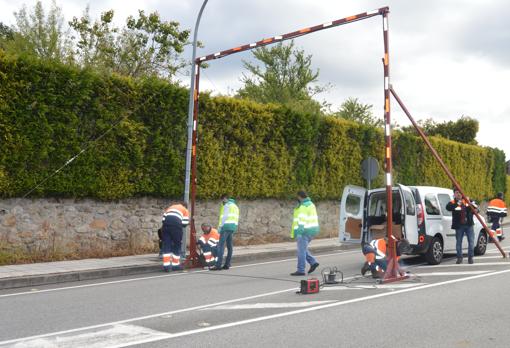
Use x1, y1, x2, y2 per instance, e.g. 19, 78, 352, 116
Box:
187, 63, 202, 267
381, 8, 403, 281
184, 0, 209, 259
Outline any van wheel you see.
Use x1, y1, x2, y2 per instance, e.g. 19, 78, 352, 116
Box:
425, 237, 443, 265
474, 231, 487, 256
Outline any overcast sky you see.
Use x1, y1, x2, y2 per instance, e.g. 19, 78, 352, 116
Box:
1, 0, 509, 159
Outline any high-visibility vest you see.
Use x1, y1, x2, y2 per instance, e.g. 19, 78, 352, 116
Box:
218, 199, 239, 232
291, 198, 320, 237
487, 198, 507, 218
163, 204, 190, 226
370, 239, 387, 260
290, 207, 299, 238
199, 228, 220, 247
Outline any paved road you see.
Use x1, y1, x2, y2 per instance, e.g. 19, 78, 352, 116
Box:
1, 243, 510, 348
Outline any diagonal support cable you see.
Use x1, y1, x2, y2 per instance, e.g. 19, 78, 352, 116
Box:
22, 113, 131, 199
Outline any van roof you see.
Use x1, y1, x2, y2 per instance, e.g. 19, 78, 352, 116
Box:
368, 185, 453, 194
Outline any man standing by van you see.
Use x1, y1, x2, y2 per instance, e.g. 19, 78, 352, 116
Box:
446, 188, 478, 264
290, 190, 320, 276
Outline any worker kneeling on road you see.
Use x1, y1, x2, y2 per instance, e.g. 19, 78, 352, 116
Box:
198, 223, 220, 268
361, 237, 410, 278
161, 202, 190, 272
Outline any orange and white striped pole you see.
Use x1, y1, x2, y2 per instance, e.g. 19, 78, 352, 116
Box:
380, 8, 407, 282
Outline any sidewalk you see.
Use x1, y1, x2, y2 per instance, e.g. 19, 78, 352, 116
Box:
0, 238, 354, 290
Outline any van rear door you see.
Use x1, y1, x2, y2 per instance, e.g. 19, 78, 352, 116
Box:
398, 184, 418, 245
339, 185, 366, 243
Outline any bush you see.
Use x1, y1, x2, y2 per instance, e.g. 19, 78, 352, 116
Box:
0, 53, 507, 201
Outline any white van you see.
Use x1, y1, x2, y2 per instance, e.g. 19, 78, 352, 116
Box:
339, 185, 488, 264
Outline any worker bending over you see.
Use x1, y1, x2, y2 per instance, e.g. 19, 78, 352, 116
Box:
198, 223, 220, 267
361, 237, 409, 278
487, 192, 507, 241
161, 202, 190, 272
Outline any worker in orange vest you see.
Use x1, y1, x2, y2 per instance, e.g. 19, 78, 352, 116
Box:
487, 192, 507, 241
161, 202, 190, 272
361, 237, 409, 278
361, 238, 388, 278
198, 223, 220, 268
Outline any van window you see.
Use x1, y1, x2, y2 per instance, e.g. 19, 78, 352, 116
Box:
345, 194, 361, 215
424, 194, 441, 215
403, 191, 415, 215
437, 193, 452, 216
368, 190, 400, 217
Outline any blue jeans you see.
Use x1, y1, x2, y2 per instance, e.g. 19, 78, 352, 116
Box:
216, 230, 234, 268
456, 225, 474, 259
296, 234, 317, 273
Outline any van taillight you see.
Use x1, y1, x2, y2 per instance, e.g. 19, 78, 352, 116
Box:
417, 203, 425, 226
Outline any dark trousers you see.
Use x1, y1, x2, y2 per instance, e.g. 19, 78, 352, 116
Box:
199, 242, 218, 265
455, 225, 474, 259
216, 230, 234, 268
362, 244, 387, 272
162, 222, 183, 257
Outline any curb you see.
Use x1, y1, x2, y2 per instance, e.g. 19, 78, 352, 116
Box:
0, 243, 359, 290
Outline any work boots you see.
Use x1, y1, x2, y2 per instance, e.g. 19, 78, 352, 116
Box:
361, 262, 370, 276
456, 258, 463, 264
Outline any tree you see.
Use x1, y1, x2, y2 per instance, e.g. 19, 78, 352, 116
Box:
236, 41, 328, 113
0, 22, 14, 41
0, 22, 14, 52
68, 8, 117, 71
69, 9, 190, 78
7, 0, 72, 61
334, 97, 383, 127
401, 116, 479, 144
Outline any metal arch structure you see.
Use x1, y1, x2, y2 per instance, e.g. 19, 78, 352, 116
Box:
184, 6, 507, 271
185, 6, 398, 270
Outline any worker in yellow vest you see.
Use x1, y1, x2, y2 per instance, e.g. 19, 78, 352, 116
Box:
211, 194, 239, 271
290, 190, 320, 276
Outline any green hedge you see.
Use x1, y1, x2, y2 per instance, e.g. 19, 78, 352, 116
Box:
0, 54, 507, 200
506, 176, 510, 207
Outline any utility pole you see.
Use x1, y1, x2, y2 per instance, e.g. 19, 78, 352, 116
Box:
183, 0, 209, 258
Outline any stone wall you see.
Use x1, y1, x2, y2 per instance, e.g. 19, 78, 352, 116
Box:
0, 198, 340, 258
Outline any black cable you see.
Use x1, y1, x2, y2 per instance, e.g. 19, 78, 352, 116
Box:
20, 82, 162, 198
197, 269, 300, 284
22, 113, 131, 198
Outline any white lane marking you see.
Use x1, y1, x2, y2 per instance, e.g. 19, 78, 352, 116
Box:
419, 262, 510, 268
477, 255, 510, 259
0, 250, 358, 298
110, 269, 510, 347
0, 287, 296, 346
486, 247, 510, 254
415, 271, 492, 276
321, 283, 425, 290
7, 324, 171, 348
0, 270, 199, 299
0, 272, 358, 347
202, 301, 334, 310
